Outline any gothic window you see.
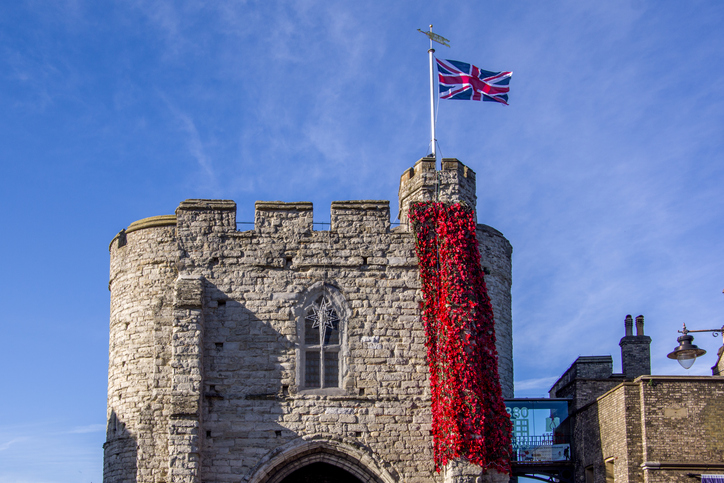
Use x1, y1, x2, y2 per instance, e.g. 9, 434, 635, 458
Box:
301, 295, 341, 389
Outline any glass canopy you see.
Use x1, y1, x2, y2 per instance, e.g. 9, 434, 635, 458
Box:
504, 399, 571, 463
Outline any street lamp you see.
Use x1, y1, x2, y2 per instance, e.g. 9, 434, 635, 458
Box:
667, 324, 724, 369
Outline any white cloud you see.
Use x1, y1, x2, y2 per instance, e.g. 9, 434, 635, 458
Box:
161, 98, 219, 193
0, 437, 28, 452
514, 376, 559, 393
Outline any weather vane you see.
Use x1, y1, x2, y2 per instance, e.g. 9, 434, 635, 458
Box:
418, 25, 450, 164
417, 26, 451, 48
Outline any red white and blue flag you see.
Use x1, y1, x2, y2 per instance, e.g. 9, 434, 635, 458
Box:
436, 58, 512, 105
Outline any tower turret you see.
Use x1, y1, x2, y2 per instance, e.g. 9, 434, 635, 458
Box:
397, 157, 513, 397
398, 157, 477, 226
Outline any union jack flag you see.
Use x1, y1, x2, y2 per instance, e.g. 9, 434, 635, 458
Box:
437, 58, 512, 105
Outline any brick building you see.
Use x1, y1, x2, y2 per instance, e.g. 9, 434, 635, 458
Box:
548, 316, 724, 483
104, 157, 513, 483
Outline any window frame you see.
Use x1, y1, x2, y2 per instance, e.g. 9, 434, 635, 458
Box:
295, 283, 349, 395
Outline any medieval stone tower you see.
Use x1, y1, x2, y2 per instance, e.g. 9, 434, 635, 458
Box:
104, 157, 513, 483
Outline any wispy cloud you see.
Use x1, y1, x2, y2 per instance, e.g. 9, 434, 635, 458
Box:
161, 97, 219, 193
0, 422, 102, 483
0, 437, 28, 452
514, 376, 559, 394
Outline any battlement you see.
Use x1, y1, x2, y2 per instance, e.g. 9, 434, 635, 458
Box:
108, 214, 176, 251
254, 201, 314, 234
177, 199, 393, 236
113, 156, 478, 243
111, 200, 395, 246
330, 200, 390, 234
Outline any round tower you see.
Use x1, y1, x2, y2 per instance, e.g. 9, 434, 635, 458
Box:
398, 158, 514, 397
106, 215, 178, 483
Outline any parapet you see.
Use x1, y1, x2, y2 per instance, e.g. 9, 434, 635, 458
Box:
330, 200, 390, 234
176, 199, 237, 236
255, 201, 313, 235
114, 157, 481, 244
126, 214, 177, 234
108, 214, 177, 251
549, 356, 614, 397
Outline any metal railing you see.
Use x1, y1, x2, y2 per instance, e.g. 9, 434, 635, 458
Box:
235, 222, 409, 231
511, 434, 571, 463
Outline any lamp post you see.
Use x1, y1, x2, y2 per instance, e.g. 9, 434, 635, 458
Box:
667, 323, 724, 369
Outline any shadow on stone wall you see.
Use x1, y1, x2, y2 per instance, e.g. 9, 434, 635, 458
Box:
201, 281, 392, 483
202, 284, 290, 481
579, 403, 603, 483
103, 410, 137, 483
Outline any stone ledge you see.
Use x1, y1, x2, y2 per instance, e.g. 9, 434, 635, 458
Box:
178, 199, 236, 211
641, 461, 724, 470
256, 201, 313, 211
331, 200, 389, 210
634, 375, 724, 383
126, 214, 177, 234
108, 214, 177, 251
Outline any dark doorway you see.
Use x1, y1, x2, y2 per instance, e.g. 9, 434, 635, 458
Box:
280, 462, 363, 483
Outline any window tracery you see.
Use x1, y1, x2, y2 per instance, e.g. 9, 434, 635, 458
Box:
299, 293, 344, 390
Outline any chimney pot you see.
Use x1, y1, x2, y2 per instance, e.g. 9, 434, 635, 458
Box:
625, 315, 634, 336
636, 315, 644, 336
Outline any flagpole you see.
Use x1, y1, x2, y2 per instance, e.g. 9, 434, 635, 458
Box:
419, 25, 449, 167
427, 25, 437, 166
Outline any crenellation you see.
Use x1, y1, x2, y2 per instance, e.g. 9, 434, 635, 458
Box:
330, 200, 391, 234
254, 202, 313, 235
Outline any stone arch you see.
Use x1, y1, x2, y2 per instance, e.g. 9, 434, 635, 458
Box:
294, 281, 351, 326
248, 439, 396, 483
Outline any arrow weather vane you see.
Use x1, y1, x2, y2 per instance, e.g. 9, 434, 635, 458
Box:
417, 26, 451, 48
418, 25, 450, 164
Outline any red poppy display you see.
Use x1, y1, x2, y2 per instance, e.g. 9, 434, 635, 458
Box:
410, 202, 512, 473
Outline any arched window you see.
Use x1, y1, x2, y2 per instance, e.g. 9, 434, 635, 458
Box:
302, 295, 341, 388
296, 283, 348, 392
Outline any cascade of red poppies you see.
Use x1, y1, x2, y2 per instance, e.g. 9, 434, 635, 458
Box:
409, 201, 512, 473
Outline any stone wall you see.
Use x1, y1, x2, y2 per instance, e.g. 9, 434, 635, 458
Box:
596, 383, 643, 483
560, 376, 724, 483
549, 356, 623, 412
105, 159, 514, 483
638, 376, 724, 483
476, 224, 513, 398
107, 216, 178, 483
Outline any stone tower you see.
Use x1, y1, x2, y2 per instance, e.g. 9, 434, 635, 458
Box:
397, 156, 513, 396
105, 157, 513, 483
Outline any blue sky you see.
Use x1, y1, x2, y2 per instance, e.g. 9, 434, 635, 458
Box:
1, 1, 722, 482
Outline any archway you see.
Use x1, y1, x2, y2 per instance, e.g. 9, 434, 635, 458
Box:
280, 462, 363, 483
251, 441, 390, 483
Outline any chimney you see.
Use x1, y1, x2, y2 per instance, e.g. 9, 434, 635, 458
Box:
620, 314, 652, 379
